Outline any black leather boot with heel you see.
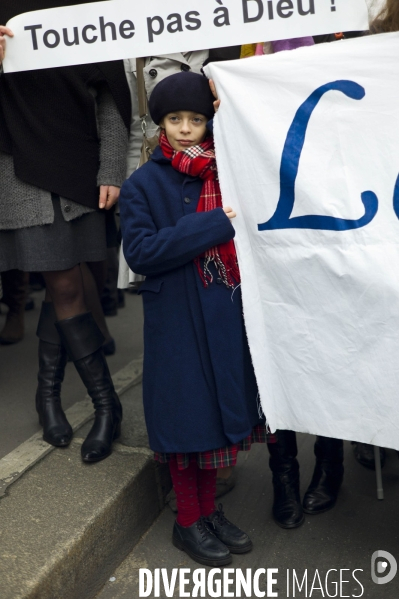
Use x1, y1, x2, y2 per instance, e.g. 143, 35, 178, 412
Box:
55, 312, 122, 463
36, 302, 73, 447
302, 436, 344, 514
268, 430, 304, 529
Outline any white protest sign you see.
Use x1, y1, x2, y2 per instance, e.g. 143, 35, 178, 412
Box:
205, 32, 399, 450
3, 0, 369, 73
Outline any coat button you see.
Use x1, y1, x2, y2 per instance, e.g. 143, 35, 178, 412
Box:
149, 68, 158, 78
184, 197, 192, 204
216, 278, 223, 285
64, 205, 71, 213
181, 64, 191, 72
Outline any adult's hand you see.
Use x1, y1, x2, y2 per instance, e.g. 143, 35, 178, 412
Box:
209, 79, 221, 113
99, 185, 120, 210
0, 27, 14, 65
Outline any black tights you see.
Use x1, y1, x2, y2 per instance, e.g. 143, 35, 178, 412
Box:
42, 261, 111, 341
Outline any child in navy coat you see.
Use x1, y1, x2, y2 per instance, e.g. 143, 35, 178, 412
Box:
119, 71, 268, 566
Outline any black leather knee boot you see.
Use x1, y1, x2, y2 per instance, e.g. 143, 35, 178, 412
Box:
268, 430, 304, 529
36, 302, 73, 447
302, 436, 344, 514
55, 312, 123, 463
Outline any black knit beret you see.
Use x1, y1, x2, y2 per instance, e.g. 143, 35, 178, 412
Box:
149, 72, 215, 125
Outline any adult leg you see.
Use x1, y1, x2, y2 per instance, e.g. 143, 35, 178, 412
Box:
302, 436, 344, 514
352, 442, 385, 470
43, 266, 122, 462
36, 299, 72, 447
216, 465, 236, 499
43, 266, 86, 321
46, 262, 115, 353
100, 248, 120, 316
267, 430, 304, 529
0, 269, 28, 344
36, 267, 86, 446
84, 261, 115, 355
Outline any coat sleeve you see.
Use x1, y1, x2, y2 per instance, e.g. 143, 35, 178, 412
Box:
96, 84, 129, 188
120, 177, 235, 276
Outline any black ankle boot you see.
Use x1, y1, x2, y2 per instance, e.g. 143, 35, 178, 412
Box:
173, 517, 232, 566
302, 436, 344, 514
36, 302, 73, 447
352, 442, 385, 470
268, 430, 304, 529
55, 312, 123, 463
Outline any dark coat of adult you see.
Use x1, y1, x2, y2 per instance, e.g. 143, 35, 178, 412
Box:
119, 146, 262, 454
0, 0, 131, 210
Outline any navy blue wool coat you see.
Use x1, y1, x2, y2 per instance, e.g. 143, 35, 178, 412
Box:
119, 146, 262, 454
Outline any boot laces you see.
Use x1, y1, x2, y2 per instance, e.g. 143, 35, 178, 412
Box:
196, 516, 213, 539
213, 503, 230, 527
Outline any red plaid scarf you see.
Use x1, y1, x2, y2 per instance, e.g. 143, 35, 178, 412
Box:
159, 130, 240, 288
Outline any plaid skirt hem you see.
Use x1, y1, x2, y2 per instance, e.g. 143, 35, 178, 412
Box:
154, 424, 277, 470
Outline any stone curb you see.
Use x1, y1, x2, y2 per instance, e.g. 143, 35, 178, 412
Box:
0, 358, 172, 599
0, 440, 170, 599
0, 357, 143, 497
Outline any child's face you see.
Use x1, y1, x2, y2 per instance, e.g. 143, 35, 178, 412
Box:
161, 111, 208, 152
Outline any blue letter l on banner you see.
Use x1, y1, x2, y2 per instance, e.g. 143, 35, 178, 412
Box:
258, 80, 378, 231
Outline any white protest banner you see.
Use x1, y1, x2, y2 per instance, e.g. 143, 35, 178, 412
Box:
205, 33, 399, 450
3, 0, 369, 73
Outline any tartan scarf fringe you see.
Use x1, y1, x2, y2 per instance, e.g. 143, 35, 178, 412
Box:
159, 131, 240, 289
194, 254, 241, 289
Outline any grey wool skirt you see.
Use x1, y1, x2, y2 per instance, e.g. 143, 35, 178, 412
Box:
0, 198, 107, 272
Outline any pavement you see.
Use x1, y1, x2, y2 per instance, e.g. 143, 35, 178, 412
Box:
0, 288, 173, 599
0, 288, 144, 459
96, 438, 399, 599
2, 288, 399, 599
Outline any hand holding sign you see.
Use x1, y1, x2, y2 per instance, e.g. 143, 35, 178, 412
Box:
0, 26, 13, 65
209, 79, 220, 113
223, 207, 237, 220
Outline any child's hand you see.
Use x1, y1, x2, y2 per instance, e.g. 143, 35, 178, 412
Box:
223, 206, 236, 219
209, 79, 221, 113
0, 27, 14, 65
